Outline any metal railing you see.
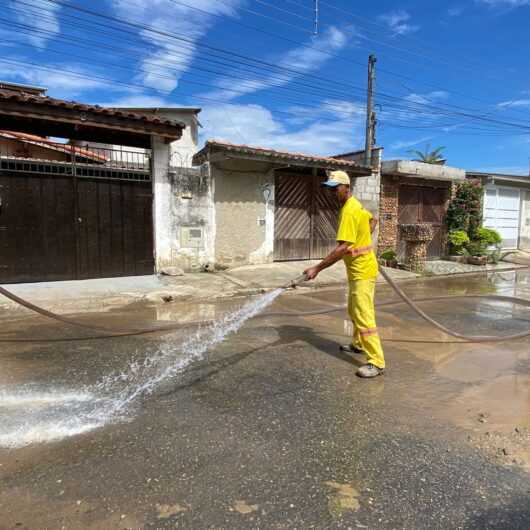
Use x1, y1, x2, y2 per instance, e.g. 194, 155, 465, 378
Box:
0, 136, 151, 180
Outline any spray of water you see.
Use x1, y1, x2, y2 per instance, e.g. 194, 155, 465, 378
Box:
0, 289, 283, 448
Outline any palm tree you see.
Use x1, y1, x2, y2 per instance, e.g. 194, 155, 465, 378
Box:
407, 143, 446, 164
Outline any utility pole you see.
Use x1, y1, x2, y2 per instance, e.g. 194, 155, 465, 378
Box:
314, 0, 319, 35
364, 54, 377, 167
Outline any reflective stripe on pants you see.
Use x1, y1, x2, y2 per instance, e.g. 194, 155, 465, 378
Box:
348, 279, 385, 369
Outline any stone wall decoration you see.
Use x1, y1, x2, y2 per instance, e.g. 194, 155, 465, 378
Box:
399, 223, 434, 273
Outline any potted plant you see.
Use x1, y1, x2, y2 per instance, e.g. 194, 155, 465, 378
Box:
447, 230, 470, 262
466, 240, 488, 266
379, 248, 398, 268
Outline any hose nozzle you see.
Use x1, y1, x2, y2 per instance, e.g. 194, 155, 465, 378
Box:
283, 272, 309, 290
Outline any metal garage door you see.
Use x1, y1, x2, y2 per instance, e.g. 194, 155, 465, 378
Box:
484, 186, 521, 249
0, 170, 154, 283
274, 172, 339, 261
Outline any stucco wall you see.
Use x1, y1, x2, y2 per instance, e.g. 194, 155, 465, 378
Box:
167, 164, 215, 271
152, 138, 215, 272
213, 166, 273, 268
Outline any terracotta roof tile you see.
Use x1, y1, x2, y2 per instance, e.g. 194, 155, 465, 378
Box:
0, 90, 186, 130
193, 140, 370, 170
0, 130, 108, 162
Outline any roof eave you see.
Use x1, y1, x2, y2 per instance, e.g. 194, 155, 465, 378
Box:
193, 143, 373, 175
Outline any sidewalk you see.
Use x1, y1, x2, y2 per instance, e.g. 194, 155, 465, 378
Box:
0, 258, 526, 315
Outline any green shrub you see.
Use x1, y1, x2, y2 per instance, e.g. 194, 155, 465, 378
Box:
467, 240, 488, 257
445, 181, 484, 237
448, 230, 470, 255
476, 227, 502, 246
379, 248, 397, 261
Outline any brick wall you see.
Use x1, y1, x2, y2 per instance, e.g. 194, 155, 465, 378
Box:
378, 175, 452, 256
379, 175, 399, 253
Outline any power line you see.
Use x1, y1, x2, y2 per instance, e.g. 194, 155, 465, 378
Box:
7, 0, 530, 133
16, 0, 530, 126
319, 0, 500, 77
213, 0, 314, 33
253, 0, 314, 23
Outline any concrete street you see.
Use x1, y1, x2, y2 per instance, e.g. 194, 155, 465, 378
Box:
1, 270, 529, 529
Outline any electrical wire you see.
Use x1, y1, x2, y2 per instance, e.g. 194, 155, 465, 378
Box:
252, 0, 315, 23
5, 0, 530, 136
12, 0, 530, 129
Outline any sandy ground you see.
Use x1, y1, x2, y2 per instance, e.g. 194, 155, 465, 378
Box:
0, 269, 529, 529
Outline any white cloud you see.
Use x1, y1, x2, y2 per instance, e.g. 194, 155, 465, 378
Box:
404, 91, 449, 105
497, 98, 530, 108
200, 102, 365, 156
378, 10, 419, 35
203, 26, 350, 101
478, 0, 530, 6
390, 137, 434, 150
3, 60, 116, 97
110, 0, 242, 92
8, 0, 60, 48
95, 95, 172, 108
448, 6, 464, 16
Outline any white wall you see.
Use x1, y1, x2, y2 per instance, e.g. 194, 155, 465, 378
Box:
520, 191, 530, 251
151, 137, 215, 272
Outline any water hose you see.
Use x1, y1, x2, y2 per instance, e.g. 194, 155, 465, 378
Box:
1, 268, 530, 344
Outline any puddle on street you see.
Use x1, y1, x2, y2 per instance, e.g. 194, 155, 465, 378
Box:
0, 289, 283, 448
442, 374, 530, 431
1, 270, 529, 450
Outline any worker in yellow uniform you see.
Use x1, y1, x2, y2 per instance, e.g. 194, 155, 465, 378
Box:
304, 170, 385, 378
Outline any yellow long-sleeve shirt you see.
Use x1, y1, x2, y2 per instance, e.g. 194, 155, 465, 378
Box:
336, 197, 379, 281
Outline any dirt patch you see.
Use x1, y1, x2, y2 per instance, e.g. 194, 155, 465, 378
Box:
0, 488, 143, 529
468, 427, 530, 472
156, 502, 188, 519
325, 481, 360, 517
232, 500, 258, 514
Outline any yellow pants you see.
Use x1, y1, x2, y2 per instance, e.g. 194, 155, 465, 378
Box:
348, 279, 385, 369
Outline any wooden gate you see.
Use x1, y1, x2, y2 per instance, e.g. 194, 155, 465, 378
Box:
398, 185, 448, 259
274, 172, 339, 261
0, 170, 154, 283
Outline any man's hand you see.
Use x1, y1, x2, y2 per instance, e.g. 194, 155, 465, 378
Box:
304, 266, 320, 280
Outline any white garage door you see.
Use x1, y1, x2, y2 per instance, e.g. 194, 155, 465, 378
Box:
484, 186, 521, 249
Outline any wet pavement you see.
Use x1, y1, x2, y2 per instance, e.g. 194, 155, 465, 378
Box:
0, 270, 529, 529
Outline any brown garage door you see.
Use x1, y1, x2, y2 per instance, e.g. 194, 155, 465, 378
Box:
0, 171, 154, 283
274, 172, 339, 261
398, 185, 448, 259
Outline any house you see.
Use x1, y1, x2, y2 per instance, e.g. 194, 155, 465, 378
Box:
187, 141, 374, 270
378, 160, 466, 260
72, 107, 201, 169
467, 171, 530, 251
0, 82, 185, 283
0, 81, 377, 281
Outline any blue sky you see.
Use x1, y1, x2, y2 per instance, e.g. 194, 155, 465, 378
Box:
1, 0, 530, 174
